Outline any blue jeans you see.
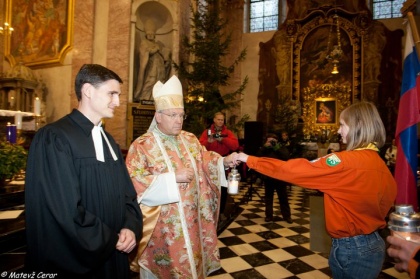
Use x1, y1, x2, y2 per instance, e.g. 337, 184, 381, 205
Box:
329, 231, 385, 279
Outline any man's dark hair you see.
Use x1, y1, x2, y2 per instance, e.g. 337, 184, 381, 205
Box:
75, 64, 123, 101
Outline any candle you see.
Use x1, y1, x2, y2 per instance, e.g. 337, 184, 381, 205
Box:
10, 96, 15, 109
228, 180, 239, 194
14, 111, 22, 130
6, 123, 17, 144
34, 97, 41, 115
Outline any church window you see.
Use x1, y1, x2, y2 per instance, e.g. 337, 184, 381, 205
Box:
249, 0, 279, 32
372, 0, 404, 19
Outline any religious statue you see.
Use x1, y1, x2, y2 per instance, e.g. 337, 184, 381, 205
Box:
134, 19, 172, 102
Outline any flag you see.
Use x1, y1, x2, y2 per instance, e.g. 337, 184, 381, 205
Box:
394, 24, 420, 210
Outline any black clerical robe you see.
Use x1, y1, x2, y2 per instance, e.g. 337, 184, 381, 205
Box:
25, 109, 142, 278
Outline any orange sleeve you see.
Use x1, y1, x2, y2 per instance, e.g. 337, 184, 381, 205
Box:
246, 154, 347, 192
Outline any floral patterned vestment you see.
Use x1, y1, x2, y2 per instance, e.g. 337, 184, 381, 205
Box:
126, 127, 224, 279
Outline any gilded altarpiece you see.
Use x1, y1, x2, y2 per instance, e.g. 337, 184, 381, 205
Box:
287, 7, 366, 137
258, 2, 402, 141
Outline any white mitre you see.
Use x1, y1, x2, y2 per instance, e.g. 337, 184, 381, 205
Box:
153, 75, 184, 111
148, 75, 184, 131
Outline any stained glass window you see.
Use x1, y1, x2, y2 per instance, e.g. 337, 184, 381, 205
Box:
249, 0, 278, 32
372, 0, 404, 19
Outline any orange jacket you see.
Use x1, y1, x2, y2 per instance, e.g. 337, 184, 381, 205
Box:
246, 149, 397, 238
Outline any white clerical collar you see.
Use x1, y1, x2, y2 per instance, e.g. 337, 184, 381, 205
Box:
92, 122, 118, 162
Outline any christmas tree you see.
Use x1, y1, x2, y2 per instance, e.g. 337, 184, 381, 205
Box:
175, 0, 248, 136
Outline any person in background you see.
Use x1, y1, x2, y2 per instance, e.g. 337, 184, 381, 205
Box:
199, 112, 239, 221
384, 138, 397, 174
289, 130, 304, 159
126, 76, 236, 279
279, 130, 296, 158
229, 101, 397, 279
25, 64, 143, 278
387, 234, 420, 279
279, 131, 291, 148
258, 133, 292, 224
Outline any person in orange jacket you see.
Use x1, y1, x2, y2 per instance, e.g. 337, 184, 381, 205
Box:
228, 101, 397, 279
387, 235, 420, 279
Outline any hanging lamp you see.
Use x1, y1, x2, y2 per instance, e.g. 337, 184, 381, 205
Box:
326, 12, 343, 74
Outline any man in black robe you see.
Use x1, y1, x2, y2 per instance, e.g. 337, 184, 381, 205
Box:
25, 64, 143, 278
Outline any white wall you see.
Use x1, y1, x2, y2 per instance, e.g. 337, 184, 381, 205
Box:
241, 31, 275, 121
36, 61, 72, 123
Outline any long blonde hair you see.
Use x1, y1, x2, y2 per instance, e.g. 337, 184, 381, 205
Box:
340, 101, 386, 150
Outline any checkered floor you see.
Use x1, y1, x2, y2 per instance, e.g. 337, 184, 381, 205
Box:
208, 181, 410, 279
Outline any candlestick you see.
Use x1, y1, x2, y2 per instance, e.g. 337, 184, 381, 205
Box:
34, 97, 41, 115
14, 111, 22, 130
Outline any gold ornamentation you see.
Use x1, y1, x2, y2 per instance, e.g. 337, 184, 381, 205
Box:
5, 0, 74, 68
290, 8, 364, 104
154, 95, 184, 111
301, 84, 351, 138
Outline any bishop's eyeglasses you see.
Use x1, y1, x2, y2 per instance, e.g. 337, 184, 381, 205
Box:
159, 111, 187, 120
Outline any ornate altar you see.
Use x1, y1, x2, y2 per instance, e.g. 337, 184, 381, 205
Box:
0, 63, 40, 113
257, 0, 402, 140
301, 83, 351, 138
0, 63, 46, 143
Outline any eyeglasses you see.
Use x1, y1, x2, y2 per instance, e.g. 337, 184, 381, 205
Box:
159, 112, 187, 120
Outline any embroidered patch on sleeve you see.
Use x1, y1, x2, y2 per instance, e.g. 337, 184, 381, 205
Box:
326, 154, 341, 166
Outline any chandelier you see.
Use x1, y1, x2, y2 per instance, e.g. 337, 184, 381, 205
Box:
0, 22, 14, 35
326, 13, 343, 74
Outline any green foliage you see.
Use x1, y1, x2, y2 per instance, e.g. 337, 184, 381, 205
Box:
0, 141, 27, 181
174, 0, 248, 136
273, 94, 300, 136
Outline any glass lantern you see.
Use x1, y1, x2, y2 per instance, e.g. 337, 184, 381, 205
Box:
227, 167, 241, 195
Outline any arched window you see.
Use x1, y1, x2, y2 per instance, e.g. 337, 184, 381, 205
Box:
372, 0, 404, 19
249, 0, 278, 32
247, 1, 404, 32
